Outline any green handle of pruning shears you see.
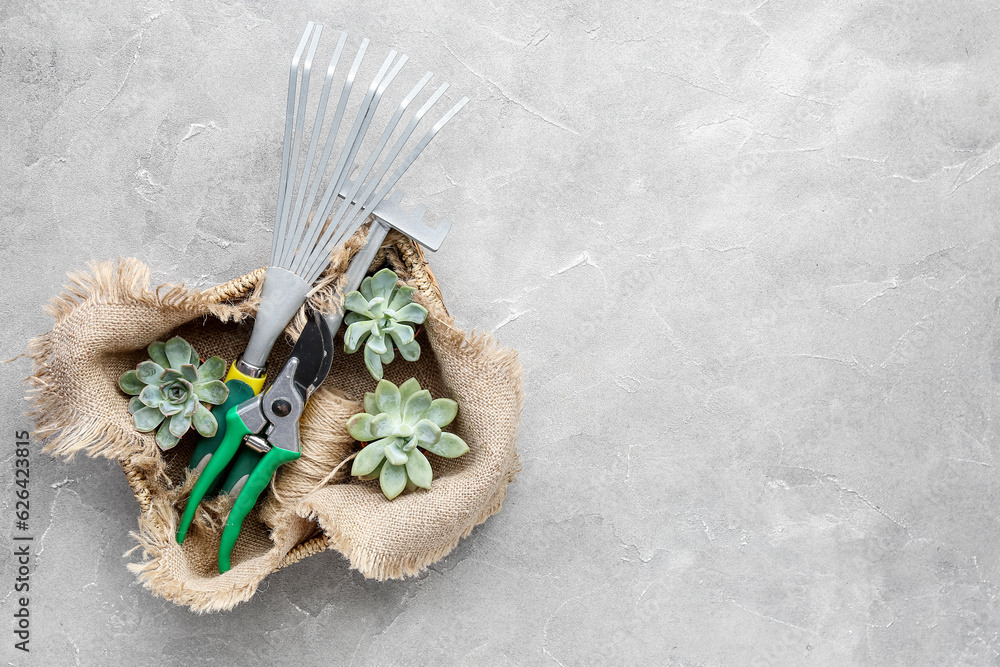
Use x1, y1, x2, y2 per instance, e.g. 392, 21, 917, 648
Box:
218, 446, 300, 572
176, 408, 253, 544
219, 448, 266, 496
187, 377, 255, 481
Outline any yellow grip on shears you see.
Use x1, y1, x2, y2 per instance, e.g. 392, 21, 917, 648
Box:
225, 363, 266, 394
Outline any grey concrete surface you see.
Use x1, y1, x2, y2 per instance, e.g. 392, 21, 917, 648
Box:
2, 0, 1000, 664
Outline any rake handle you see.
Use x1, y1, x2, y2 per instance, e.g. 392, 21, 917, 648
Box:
324, 219, 392, 335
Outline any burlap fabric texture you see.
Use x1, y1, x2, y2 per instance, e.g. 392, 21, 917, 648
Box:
25, 230, 523, 612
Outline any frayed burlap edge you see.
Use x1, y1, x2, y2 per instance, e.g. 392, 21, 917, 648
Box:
124, 472, 327, 613
26, 259, 261, 465
309, 312, 524, 581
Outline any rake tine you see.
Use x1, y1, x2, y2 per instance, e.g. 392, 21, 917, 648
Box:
339, 85, 454, 238
315, 94, 466, 277
271, 21, 316, 266
289, 49, 403, 276
330, 54, 409, 203
299, 72, 435, 279
278, 35, 366, 267
297, 56, 412, 277
274, 25, 322, 263
284, 31, 347, 259
306, 52, 410, 261
351, 97, 469, 233
299, 82, 448, 280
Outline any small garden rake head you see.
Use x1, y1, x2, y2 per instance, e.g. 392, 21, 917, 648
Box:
243, 21, 467, 375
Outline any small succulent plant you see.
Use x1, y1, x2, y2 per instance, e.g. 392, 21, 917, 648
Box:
343, 268, 428, 380
347, 378, 468, 500
118, 337, 229, 450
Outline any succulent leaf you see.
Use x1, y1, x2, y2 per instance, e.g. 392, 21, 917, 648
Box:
188, 344, 200, 366
388, 285, 417, 311
169, 413, 193, 438
386, 323, 415, 347
128, 397, 145, 414
352, 437, 391, 476
375, 380, 401, 417
398, 378, 421, 406
396, 338, 421, 363
344, 291, 371, 314
363, 345, 384, 380
180, 363, 199, 383
159, 401, 184, 416
133, 406, 165, 432
367, 297, 385, 319
425, 398, 458, 428
405, 449, 433, 489
147, 341, 170, 368
424, 432, 470, 458
359, 276, 375, 300
160, 368, 185, 383
139, 384, 162, 408
137, 361, 164, 385
367, 332, 388, 355
359, 460, 385, 481
347, 378, 466, 499
193, 380, 229, 405
364, 392, 379, 415
403, 390, 432, 425
394, 303, 428, 325
385, 441, 408, 466
413, 419, 442, 445
370, 268, 398, 300
120, 370, 144, 395
165, 336, 192, 369
192, 402, 218, 438
198, 356, 226, 382
379, 344, 394, 366
370, 413, 394, 438
346, 413, 375, 441
379, 462, 407, 499
344, 311, 364, 327
344, 321, 375, 353
156, 423, 181, 450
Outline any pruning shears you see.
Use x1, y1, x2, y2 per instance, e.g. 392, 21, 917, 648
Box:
176, 310, 334, 572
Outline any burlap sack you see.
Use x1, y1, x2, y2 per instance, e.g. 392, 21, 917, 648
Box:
25, 231, 522, 612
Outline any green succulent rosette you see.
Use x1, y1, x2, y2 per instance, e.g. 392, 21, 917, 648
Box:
347, 378, 469, 500
343, 268, 428, 380
118, 336, 229, 450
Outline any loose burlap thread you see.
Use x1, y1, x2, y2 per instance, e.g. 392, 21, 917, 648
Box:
25, 232, 522, 612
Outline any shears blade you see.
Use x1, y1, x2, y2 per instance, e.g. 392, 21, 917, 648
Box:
289, 309, 334, 400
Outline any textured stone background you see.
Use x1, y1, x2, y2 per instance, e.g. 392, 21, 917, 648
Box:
3, 0, 1000, 664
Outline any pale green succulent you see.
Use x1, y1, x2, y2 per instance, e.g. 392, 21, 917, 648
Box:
118, 337, 229, 450
348, 378, 468, 500
343, 268, 428, 380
